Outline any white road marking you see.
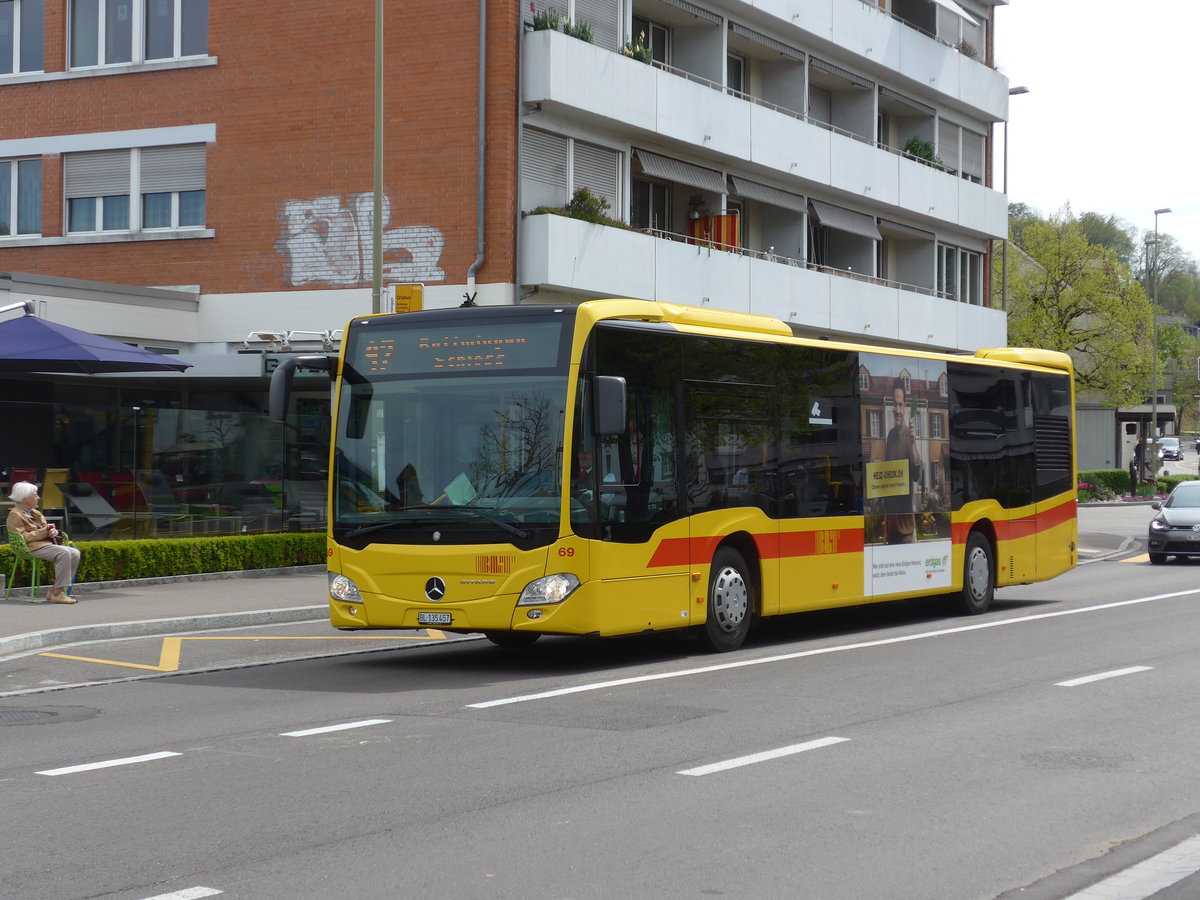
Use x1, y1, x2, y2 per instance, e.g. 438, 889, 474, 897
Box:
281, 718, 392, 737
677, 737, 850, 776
36, 751, 182, 776
468, 588, 1200, 709
1062, 833, 1200, 899
137, 888, 223, 900
1056, 666, 1153, 687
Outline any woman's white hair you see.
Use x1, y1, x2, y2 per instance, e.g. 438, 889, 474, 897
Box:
8, 481, 38, 503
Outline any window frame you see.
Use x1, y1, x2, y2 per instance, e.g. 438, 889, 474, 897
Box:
0, 0, 44, 75
64, 144, 206, 235
0, 156, 43, 237
69, 0, 207, 70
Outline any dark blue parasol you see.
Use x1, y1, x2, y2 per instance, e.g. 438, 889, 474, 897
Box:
0, 302, 190, 373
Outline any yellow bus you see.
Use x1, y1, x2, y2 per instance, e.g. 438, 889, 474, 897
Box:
270, 300, 1076, 652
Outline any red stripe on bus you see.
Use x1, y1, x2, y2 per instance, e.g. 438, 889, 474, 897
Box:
645, 527, 864, 569
953, 496, 1077, 544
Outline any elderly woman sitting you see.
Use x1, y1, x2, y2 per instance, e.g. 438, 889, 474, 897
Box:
6, 481, 81, 604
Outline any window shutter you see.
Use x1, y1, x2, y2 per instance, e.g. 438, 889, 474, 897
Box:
64, 149, 131, 198
573, 141, 619, 216
522, 128, 569, 211
960, 129, 984, 181
937, 120, 960, 174
574, 0, 619, 52
141, 144, 207, 193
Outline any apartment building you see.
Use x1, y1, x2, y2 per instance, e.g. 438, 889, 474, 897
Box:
0, 0, 1010, 536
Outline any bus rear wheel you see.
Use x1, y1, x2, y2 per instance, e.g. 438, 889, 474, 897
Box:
955, 531, 994, 615
484, 631, 541, 648
701, 548, 754, 652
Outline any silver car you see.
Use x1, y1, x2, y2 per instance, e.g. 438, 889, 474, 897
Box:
1148, 480, 1200, 564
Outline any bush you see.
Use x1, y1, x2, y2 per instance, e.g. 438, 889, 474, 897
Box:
1078, 469, 1131, 498
530, 187, 628, 229
0, 532, 325, 589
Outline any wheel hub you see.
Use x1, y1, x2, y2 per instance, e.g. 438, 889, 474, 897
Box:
712, 566, 749, 632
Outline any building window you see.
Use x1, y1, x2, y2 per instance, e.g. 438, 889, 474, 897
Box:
938, 243, 983, 305
521, 127, 620, 217
631, 16, 668, 64
0, 0, 44, 74
0, 157, 41, 236
868, 408, 881, 438
65, 144, 205, 234
70, 0, 206, 68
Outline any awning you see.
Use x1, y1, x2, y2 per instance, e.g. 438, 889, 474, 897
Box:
878, 219, 935, 241
930, 0, 979, 27
633, 149, 726, 194
809, 200, 881, 240
729, 177, 805, 213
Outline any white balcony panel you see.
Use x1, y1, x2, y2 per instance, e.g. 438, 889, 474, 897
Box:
957, 304, 1007, 350
749, 104, 831, 183
896, 288, 957, 348
830, 0, 900, 69
657, 77, 751, 161
829, 275, 898, 343
655, 240, 752, 312
520, 214, 656, 300
830, 131, 899, 207
520, 214, 1007, 350
960, 178, 1007, 237
748, 260, 832, 331
522, 30, 658, 132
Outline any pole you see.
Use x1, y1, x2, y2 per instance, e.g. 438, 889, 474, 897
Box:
999, 87, 1027, 310
1149, 207, 1171, 481
371, 0, 384, 314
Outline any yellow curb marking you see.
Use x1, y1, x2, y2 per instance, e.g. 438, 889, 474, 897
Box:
39, 630, 447, 672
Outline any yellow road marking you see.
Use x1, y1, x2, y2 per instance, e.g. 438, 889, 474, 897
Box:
1123, 554, 1149, 563
39, 630, 447, 672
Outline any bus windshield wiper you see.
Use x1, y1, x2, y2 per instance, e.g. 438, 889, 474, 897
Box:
344, 505, 529, 540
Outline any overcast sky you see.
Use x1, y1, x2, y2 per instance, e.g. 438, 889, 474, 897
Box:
993, 2, 1197, 259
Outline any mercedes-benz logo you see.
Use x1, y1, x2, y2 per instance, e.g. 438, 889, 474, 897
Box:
424, 577, 447, 601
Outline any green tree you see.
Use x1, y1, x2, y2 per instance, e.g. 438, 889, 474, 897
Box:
1004, 214, 1154, 407
1077, 211, 1136, 268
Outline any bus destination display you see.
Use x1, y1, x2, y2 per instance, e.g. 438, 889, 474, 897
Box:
354, 321, 564, 375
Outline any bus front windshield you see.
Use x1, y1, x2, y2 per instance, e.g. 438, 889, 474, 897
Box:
332, 315, 572, 548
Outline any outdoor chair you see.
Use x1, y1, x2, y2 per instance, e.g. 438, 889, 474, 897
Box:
6, 530, 43, 601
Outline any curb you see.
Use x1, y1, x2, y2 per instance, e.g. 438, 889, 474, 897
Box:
0, 604, 327, 659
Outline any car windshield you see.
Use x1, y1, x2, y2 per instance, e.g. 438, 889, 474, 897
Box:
1166, 484, 1200, 508
1160, 438, 1179, 449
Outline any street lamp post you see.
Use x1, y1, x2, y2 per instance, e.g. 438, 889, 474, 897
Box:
1000, 86, 1029, 311
1148, 207, 1171, 479
371, 0, 384, 314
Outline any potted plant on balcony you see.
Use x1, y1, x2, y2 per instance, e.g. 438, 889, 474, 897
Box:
622, 31, 653, 64
530, 2, 563, 31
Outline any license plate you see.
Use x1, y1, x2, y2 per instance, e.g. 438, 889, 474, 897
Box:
1189, 534, 1200, 542
418, 612, 452, 625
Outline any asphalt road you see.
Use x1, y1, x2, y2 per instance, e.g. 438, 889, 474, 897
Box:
4, 526, 1200, 900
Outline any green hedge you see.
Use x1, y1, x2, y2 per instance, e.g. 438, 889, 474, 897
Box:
1, 532, 325, 589
1078, 468, 1197, 501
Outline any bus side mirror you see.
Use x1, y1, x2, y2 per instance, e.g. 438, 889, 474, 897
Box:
593, 375, 627, 436
269, 355, 334, 422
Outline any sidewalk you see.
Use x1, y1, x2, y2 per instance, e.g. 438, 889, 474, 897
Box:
0, 566, 327, 659
0, 525, 1136, 659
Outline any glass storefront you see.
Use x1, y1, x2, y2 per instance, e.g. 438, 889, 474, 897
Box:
0, 383, 330, 541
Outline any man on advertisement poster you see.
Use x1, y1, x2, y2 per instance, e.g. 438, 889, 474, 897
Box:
883, 376, 922, 544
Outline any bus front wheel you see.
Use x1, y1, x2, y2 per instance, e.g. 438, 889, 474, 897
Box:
955, 531, 994, 615
701, 548, 754, 652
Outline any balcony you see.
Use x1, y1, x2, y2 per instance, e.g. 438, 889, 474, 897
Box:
519, 213, 1005, 351
522, 29, 1006, 238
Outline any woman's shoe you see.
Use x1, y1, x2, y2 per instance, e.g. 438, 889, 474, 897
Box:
48, 589, 76, 604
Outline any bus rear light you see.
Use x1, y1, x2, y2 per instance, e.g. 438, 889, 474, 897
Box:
517, 573, 580, 606
329, 573, 362, 603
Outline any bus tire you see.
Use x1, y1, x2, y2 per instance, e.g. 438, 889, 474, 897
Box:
955, 531, 994, 616
484, 631, 541, 648
701, 548, 754, 652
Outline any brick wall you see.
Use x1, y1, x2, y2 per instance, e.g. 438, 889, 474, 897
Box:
0, 0, 519, 295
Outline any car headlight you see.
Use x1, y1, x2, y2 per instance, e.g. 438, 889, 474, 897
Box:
1150, 518, 1170, 532
517, 573, 580, 606
329, 573, 362, 602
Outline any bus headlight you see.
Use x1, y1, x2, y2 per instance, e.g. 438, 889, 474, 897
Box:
329, 573, 362, 603
517, 573, 580, 606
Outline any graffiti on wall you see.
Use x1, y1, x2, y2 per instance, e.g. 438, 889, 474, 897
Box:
279, 192, 446, 286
